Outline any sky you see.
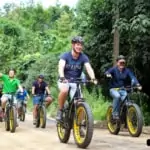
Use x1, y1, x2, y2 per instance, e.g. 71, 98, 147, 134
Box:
0, 0, 79, 8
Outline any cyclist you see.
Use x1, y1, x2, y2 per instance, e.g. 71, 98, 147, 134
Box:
32, 75, 52, 124
16, 86, 30, 118
105, 55, 142, 120
56, 36, 97, 121
0, 69, 23, 121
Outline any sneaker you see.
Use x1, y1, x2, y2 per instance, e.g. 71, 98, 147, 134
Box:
56, 110, 63, 122
113, 113, 120, 120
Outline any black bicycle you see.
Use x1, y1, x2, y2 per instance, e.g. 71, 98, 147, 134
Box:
106, 86, 143, 137
5, 93, 18, 133
57, 78, 94, 149
34, 95, 46, 128
18, 100, 26, 122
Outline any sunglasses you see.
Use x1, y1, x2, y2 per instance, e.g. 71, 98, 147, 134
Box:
119, 61, 125, 65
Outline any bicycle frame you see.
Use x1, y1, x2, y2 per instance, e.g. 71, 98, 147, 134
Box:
6, 94, 16, 108
62, 79, 86, 128
118, 87, 137, 123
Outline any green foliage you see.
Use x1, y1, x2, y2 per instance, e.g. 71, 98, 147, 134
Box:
76, 0, 150, 124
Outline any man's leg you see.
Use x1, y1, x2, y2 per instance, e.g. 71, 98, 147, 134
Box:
1, 95, 8, 119
110, 89, 121, 119
45, 96, 53, 108
56, 82, 69, 121
119, 90, 127, 101
33, 96, 40, 124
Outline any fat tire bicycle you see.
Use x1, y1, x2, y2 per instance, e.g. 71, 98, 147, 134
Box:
5, 93, 18, 133
34, 95, 47, 128
18, 100, 26, 122
106, 86, 143, 137
57, 78, 94, 148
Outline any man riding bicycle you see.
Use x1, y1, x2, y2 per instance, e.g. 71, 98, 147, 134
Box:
105, 55, 142, 120
32, 75, 53, 124
16, 86, 30, 117
56, 36, 97, 121
0, 69, 23, 121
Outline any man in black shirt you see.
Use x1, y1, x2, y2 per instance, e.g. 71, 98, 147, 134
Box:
32, 75, 52, 124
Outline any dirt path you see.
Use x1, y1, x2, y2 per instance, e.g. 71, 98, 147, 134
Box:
0, 115, 149, 150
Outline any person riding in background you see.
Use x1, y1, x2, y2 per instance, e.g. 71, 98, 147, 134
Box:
56, 36, 97, 121
32, 75, 53, 124
0, 69, 23, 121
16, 86, 30, 117
105, 55, 142, 120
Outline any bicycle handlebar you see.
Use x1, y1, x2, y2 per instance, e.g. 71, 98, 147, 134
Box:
59, 78, 96, 84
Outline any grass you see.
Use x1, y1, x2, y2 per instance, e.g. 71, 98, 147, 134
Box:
27, 86, 110, 121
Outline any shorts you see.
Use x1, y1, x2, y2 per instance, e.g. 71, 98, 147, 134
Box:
33, 95, 45, 105
1, 94, 17, 104
58, 80, 82, 101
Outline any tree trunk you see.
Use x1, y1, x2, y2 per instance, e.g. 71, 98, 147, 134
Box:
113, 3, 119, 66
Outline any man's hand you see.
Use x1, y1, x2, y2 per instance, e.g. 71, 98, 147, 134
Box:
60, 77, 68, 83
91, 79, 98, 85
106, 73, 112, 78
137, 85, 142, 90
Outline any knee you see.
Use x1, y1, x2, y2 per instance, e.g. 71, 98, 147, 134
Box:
1, 98, 7, 103
34, 105, 38, 109
46, 96, 52, 103
60, 88, 68, 95
114, 94, 121, 100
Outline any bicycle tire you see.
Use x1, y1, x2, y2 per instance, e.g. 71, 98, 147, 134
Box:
20, 106, 26, 122
126, 103, 143, 137
40, 105, 46, 128
5, 108, 10, 131
9, 106, 17, 133
35, 108, 40, 128
106, 105, 120, 135
73, 102, 94, 148
57, 121, 71, 143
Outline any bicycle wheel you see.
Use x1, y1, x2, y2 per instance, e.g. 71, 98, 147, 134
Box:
73, 102, 93, 148
35, 108, 40, 128
5, 108, 10, 131
126, 103, 143, 137
9, 106, 17, 133
20, 106, 26, 122
57, 110, 71, 143
106, 105, 120, 135
40, 105, 46, 128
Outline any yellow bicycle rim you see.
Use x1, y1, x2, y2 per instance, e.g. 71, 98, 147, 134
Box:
9, 109, 14, 130
107, 107, 117, 132
127, 107, 138, 134
40, 109, 44, 126
57, 123, 65, 139
74, 106, 87, 144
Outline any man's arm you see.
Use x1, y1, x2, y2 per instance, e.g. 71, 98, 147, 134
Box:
127, 69, 140, 86
32, 86, 35, 95
84, 63, 96, 80
45, 86, 51, 95
58, 59, 66, 78
18, 84, 23, 93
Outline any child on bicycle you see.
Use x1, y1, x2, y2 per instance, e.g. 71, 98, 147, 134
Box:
16, 86, 30, 117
